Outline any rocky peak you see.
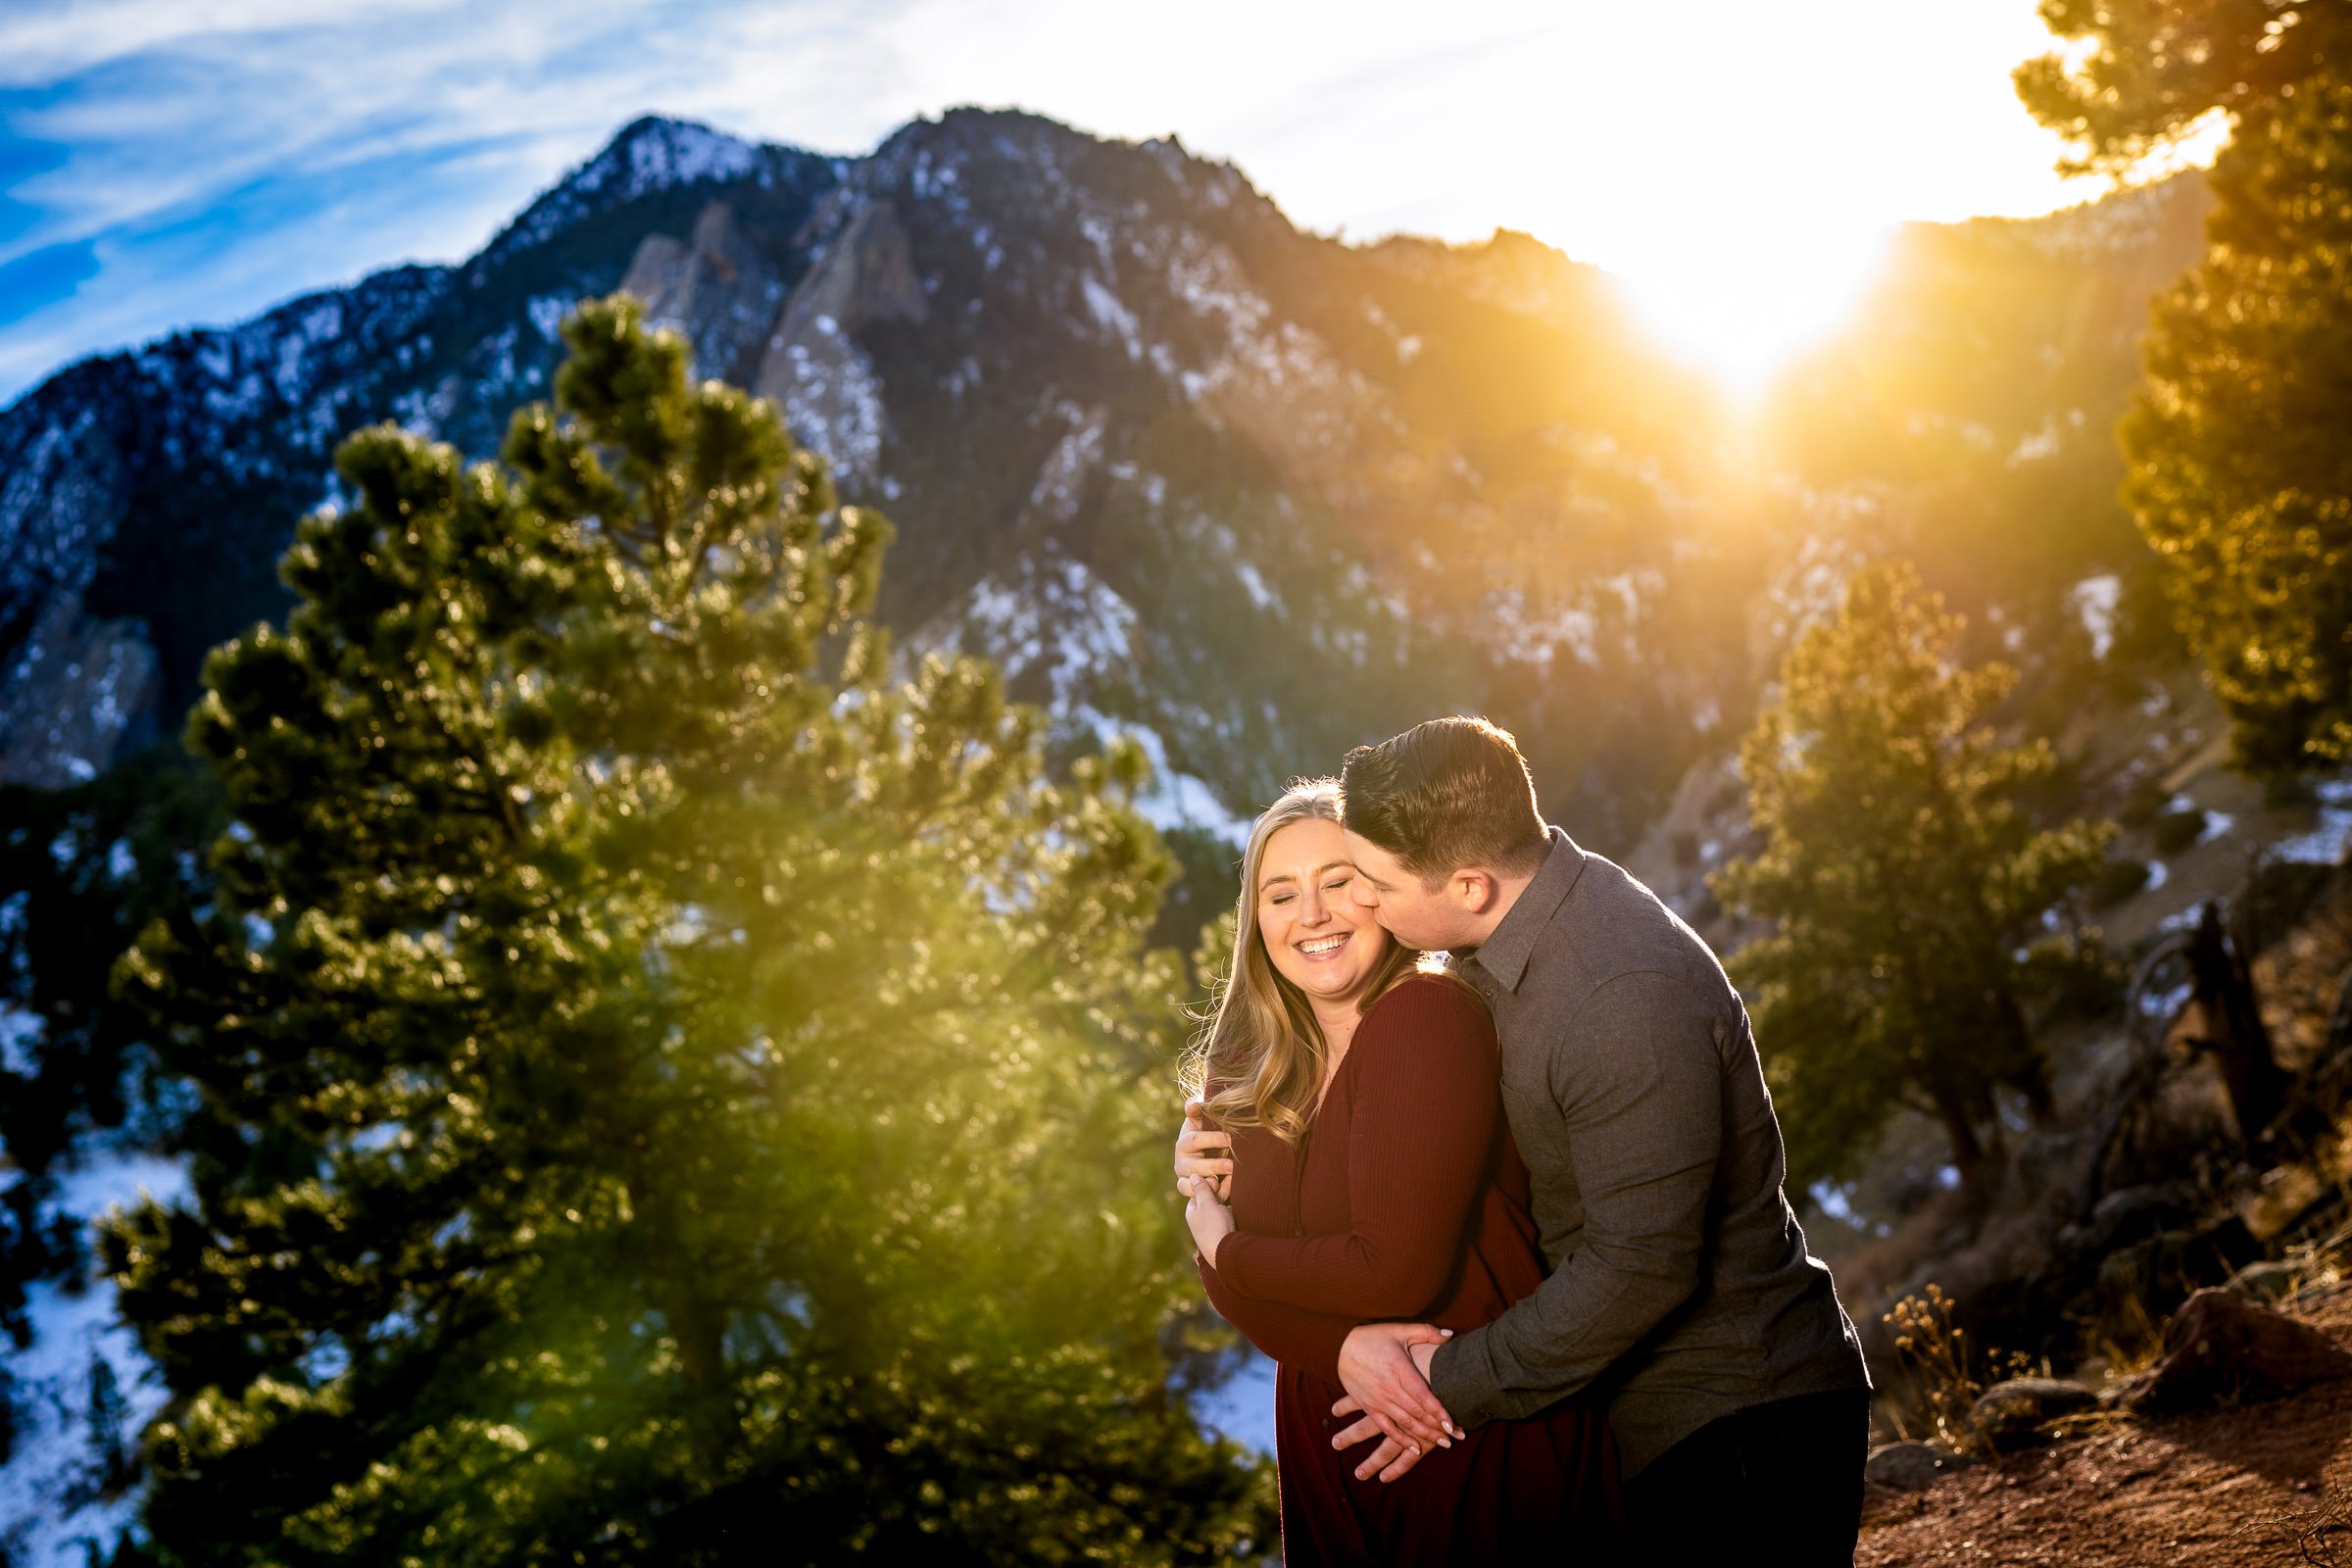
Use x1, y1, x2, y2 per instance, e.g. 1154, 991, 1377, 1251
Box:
482, 115, 772, 270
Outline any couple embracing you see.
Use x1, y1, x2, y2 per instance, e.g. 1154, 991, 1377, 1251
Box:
1174, 717, 1871, 1565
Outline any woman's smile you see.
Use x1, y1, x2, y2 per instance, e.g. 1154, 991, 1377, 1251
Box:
1256, 817, 1389, 1004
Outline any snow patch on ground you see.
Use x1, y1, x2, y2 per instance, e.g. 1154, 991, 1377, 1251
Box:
0, 1146, 193, 1568
1080, 274, 1142, 361
1025, 409, 1105, 529
1233, 560, 1280, 614
963, 559, 1137, 712
0, 1001, 40, 1077
527, 294, 573, 342
2007, 417, 2063, 466
2071, 574, 2121, 660
1082, 713, 1252, 844
768, 333, 888, 490
2275, 778, 2352, 866
1763, 526, 1872, 648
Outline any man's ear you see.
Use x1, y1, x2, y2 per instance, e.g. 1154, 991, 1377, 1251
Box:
1452, 868, 1498, 915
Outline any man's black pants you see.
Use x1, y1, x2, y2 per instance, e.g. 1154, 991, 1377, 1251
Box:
1624, 1389, 1871, 1565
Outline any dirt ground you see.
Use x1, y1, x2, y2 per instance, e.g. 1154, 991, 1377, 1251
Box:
1859, 1283, 2352, 1566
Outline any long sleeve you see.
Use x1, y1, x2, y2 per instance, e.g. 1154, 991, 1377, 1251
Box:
1213, 979, 1499, 1319
1197, 1254, 1352, 1386
1427, 969, 1723, 1429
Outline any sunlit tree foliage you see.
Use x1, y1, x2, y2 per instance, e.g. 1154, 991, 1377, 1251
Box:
100, 296, 1271, 1565
2015, 0, 2347, 176
2121, 74, 2352, 771
1712, 562, 2114, 1186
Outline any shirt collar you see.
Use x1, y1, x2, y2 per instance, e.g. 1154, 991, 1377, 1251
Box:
1461, 824, 1584, 994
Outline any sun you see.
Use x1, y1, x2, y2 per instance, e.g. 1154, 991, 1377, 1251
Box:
1602, 217, 1893, 399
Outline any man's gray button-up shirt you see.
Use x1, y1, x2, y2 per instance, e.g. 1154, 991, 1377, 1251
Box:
1426, 824, 1870, 1478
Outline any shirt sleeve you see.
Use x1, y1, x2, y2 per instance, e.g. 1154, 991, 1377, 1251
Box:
1213, 979, 1501, 1319
1426, 969, 1725, 1429
1197, 1254, 1352, 1386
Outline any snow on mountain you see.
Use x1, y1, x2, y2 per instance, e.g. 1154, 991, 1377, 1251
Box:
481, 116, 773, 268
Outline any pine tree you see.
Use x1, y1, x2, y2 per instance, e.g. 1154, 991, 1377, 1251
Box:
1710, 562, 2115, 1186
99, 297, 1271, 1564
2015, 1, 2347, 177
2120, 74, 2352, 771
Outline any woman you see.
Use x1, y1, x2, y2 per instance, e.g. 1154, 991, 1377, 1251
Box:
1175, 779, 1620, 1564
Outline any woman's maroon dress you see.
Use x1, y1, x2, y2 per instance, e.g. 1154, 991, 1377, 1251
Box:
1199, 973, 1622, 1564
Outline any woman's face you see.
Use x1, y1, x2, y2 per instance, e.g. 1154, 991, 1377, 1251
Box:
1255, 817, 1391, 1008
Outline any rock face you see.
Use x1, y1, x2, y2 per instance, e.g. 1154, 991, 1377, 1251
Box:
0, 586, 158, 787
2114, 1287, 2352, 1414
619, 201, 791, 386
749, 199, 927, 496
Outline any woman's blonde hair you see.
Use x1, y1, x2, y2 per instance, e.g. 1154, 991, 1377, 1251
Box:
1178, 777, 1446, 1143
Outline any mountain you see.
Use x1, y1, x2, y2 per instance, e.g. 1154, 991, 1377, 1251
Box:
0, 109, 2228, 865
0, 108, 1765, 860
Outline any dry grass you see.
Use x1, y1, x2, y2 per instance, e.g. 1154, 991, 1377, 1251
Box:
1881, 1285, 2039, 1457
2228, 1486, 2352, 1566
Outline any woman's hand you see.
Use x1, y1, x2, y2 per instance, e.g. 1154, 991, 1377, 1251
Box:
1185, 1173, 1237, 1264
1172, 1097, 1232, 1201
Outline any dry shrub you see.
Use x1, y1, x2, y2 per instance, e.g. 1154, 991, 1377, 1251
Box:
1882, 1285, 2038, 1456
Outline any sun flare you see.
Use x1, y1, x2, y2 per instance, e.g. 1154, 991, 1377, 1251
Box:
1605, 220, 1893, 398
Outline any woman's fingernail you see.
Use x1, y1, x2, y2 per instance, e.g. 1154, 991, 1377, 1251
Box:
1439, 1439, 1451, 1448
1440, 1329, 1453, 1337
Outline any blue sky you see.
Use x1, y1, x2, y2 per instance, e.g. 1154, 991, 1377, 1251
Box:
0, 1, 2175, 404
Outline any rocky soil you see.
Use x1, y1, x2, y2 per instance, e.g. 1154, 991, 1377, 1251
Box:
1860, 1282, 2352, 1565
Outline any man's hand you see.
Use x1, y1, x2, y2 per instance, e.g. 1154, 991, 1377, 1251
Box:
1335, 1322, 1461, 1459
1172, 1098, 1233, 1201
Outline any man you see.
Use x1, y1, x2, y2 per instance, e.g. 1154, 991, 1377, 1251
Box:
1190, 716, 1870, 1561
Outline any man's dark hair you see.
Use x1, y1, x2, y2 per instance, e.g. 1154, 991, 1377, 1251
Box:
1339, 715, 1549, 883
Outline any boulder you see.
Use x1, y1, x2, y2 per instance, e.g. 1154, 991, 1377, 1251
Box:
1972, 1378, 2100, 1446
2114, 1287, 2352, 1415
1865, 1441, 1981, 1492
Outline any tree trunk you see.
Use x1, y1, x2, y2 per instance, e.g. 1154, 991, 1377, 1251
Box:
1936, 1094, 1984, 1173
641, 1184, 736, 1466
2187, 901, 2290, 1140
1999, 991, 2056, 1123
